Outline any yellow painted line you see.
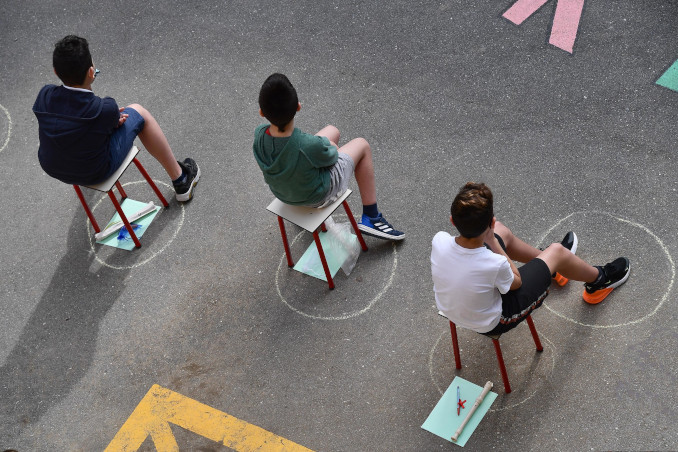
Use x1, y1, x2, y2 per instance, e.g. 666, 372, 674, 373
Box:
105, 384, 314, 452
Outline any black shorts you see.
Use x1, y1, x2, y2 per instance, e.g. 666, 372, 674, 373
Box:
482, 235, 551, 336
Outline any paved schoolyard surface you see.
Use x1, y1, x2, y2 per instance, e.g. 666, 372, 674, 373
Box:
1, 0, 678, 450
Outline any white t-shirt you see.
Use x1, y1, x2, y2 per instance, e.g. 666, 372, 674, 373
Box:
431, 231, 514, 333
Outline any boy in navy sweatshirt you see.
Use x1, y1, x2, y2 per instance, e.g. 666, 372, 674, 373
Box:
33, 35, 199, 201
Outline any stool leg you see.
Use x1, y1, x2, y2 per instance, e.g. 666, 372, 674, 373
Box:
115, 181, 128, 202
133, 158, 169, 208
492, 339, 512, 393
526, 315, 543, 352
313, 230, 334, 290
278, 216, 294, 267
73, 185, 101, 233
449, 321, 462, 369
108, 191, 142, 249
342, 200, 368, 251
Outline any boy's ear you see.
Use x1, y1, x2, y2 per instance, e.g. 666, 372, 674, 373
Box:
449, 215, 454, 226
296, 102, 301, 112
259, 108, 265, 118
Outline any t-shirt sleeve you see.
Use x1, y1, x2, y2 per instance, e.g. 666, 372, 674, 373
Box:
305, 135, 339, 168
495, 258, 514, 294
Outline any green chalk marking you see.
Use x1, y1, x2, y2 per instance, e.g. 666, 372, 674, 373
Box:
657, 60, 678, 92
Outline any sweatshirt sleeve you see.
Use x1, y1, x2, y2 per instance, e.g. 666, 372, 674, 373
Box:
304, 135, 339, 168
100, 97, 121, 131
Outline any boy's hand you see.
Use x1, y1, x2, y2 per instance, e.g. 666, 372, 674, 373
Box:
483, 218, 498, 247
117, 107, 129, 128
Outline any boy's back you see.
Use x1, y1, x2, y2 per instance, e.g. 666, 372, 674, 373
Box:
33, 84, 119, 184
252, 124, 337, 205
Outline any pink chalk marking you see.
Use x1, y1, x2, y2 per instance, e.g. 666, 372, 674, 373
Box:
503, 0, 585, 53
549, 0, 584, 53
503, 0, 549, 25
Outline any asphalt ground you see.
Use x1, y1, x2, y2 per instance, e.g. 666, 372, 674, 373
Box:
1, 0, 678, 450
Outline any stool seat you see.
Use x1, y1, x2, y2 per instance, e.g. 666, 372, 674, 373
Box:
72, 145, 169, 249
267, 189, 367, 289
266, 189, 352, 233
86, 145, 140, 192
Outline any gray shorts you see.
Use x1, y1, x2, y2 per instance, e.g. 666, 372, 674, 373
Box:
308, 153, 355, 208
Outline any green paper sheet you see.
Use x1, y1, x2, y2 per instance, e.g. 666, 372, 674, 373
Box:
95, 198, 160, 251
293, 231, 355, 281
657, 60, 678, 92
421, 377, 497, 447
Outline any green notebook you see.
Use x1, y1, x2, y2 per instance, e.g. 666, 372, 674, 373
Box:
421, 377, 497, 447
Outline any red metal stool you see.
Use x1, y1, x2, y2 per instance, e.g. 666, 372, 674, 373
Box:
448, 315, 543, 393
73, 145, 169, 249
266, 189, 368, 289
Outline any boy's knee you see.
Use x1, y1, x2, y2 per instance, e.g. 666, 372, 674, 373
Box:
545, 242, 567, 256
354, 137, 370, 151
126, 103, 147, 116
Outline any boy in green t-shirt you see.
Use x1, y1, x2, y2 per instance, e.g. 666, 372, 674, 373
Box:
253, 73, 405, 241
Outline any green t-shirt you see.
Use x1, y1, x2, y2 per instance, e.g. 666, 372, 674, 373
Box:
253, 124, 338, 205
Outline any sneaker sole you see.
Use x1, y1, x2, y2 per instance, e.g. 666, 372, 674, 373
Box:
582, 262, 631, 304
569, 233, 578, 255
358, 224, 405, 241
553, 272, 569, 287
175, 167, 201, 202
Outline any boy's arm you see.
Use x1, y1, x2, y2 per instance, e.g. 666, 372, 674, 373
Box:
483, 224, 522, 290
307, 135, 339, 168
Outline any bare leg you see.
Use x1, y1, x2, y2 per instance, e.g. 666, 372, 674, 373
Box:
337, 138, 377, 206
494, 221, 541, 263
316, 125, 340, 147
127, 104, 182, 180
538, 244, 599, 282
494, 220, 597, 282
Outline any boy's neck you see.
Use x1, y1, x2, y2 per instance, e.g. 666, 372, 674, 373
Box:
455, 235, 485, 249
65, 82, 93, 91
268, 119, 295, 138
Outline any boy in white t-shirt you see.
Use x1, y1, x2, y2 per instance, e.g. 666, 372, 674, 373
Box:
431, 182, 630, 335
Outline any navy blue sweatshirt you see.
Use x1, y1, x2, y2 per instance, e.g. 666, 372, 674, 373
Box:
33, 85, 120, 184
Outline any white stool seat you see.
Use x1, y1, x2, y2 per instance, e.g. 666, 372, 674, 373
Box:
86, 146, 140, 192
266, 189, 352, 233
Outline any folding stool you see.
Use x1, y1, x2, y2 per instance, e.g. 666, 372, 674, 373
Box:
73, 145, 169, 249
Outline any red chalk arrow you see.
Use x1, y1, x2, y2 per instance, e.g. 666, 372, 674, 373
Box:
503, 0, 585, 53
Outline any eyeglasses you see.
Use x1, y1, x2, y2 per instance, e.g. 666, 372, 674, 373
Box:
94, 68, 100, 78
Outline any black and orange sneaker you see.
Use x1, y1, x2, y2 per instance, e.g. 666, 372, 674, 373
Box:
582, 257, 630, 304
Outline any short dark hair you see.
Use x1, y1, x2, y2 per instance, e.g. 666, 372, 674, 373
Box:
258, 73, 298, 132
451, 182, 494, 238
53, 35, 93, 86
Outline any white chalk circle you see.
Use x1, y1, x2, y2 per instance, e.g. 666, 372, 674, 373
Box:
537, 211, 675, 328
86, 180, 184, 269
275, 217, 398, 321
427, 325, 556, 412
0, 103, 12, 154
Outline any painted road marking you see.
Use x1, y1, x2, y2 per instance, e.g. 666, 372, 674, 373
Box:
657, 60, 678, 92
0, 103, 12, 154
275, 225, 398, 321
503, 0, 585, 53
428, 327, 556, 412
537, 211, 675, 328
105, 384, 313, 451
